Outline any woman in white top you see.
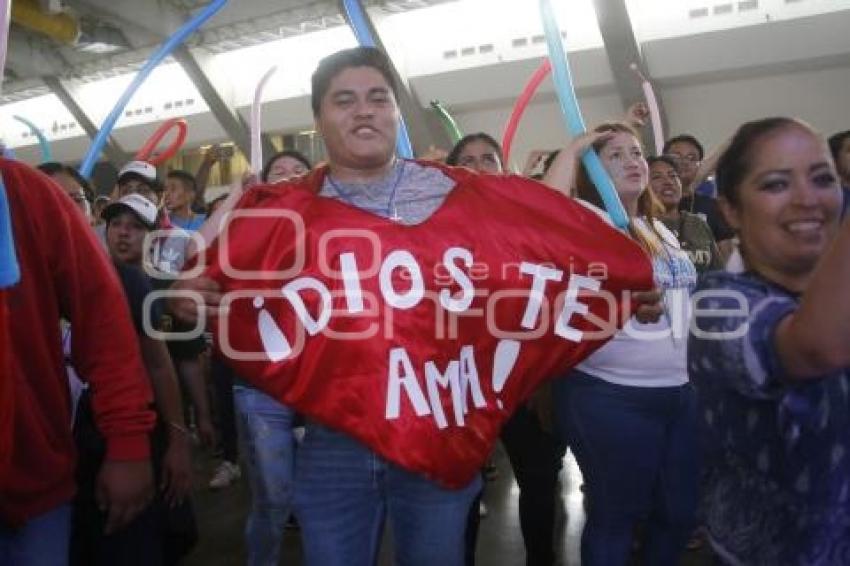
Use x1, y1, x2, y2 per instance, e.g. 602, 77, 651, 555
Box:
545, 122, 699, 565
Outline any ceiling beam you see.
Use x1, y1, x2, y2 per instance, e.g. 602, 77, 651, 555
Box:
338, 0, 449, 154
593, 0, 668, 146
38, 0, 64, 13
6, 30, 67, 79
68, 0, 186, 40
43, 75, 128, 166
172, 44, 274, 160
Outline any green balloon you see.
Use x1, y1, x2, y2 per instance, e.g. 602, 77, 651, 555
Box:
430, 101, 463, 144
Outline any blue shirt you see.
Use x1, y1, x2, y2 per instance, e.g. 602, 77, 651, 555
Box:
689, 271, 850, 565
694, 178, 717, 198
170, 213, 206, 232
0, 178, 20, 288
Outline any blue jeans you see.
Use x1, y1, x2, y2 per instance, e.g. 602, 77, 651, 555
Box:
293, 423, 482, 566
233, 385, 295, 566
553, 371, 699, 566
0, 504, 71, 566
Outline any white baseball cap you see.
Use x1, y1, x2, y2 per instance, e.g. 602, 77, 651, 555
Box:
101, 193, 158, 229
117, 160, 159, 185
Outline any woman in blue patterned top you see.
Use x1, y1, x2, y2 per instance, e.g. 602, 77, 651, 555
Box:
690, 117, 850, 565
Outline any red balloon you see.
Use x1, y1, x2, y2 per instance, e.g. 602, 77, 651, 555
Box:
135, 118, 188, 166
501, 59, 552, 166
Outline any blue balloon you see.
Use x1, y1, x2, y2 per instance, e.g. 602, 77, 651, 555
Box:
539, 0, 629, 229
13, 115, 53, 162
79, 0, 228, 178
341, 0, 414, 159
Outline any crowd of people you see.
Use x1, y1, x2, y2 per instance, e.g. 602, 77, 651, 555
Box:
2, 44, 849, 566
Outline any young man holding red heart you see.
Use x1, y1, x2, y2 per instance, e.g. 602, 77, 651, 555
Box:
171, 47, 661, 566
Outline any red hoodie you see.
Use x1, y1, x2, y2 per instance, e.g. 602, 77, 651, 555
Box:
0, 159, 155, 525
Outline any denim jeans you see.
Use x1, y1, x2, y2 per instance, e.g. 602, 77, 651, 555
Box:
293, 423, 482, 566
0, 504, 71, 566
553, 371, 699, 566
233, 385, 296, 566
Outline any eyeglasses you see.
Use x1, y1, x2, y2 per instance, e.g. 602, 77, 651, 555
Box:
650, 170, 680, 182
666, 153, 701, 165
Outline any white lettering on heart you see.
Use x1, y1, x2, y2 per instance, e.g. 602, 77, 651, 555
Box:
519, 262, 564, 329
379, 250, 425, 309
250, 248, 602, 423
254, 296, 291, 362
385, 345, 486, 428
281, 277, 332, 336
386, 346, 432, 420
555, 275, 601, 342
340, 252, 365, 314
460, 345, 486, 414
439, 247, 475, 313
492, 339, 521, 409
424, 359, 463, 429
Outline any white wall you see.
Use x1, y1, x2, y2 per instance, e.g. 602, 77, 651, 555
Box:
453, 93, 624, 171
451, 59, 850, 172
663, 63, 850, 151
10, 60, 850, 171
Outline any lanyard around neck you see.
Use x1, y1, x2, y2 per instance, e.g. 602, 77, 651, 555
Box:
326, 160, 406, 221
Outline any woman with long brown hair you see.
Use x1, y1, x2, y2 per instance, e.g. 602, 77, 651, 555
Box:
545, 122, 700, 565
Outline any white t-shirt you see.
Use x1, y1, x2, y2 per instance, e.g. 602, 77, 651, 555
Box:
575, 206, 698, 387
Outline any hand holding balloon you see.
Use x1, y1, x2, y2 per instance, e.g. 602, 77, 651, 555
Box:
629, 63, 664, 156
541, 131, 615, 197
624, 102, 650, 129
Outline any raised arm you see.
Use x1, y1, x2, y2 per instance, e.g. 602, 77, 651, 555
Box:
688, 139, 730, 195
775, 217, 850, 379
541, 131, 613, 196
623, 101, 649, 131
193, 144, 221, 209
185, 174, 252, 260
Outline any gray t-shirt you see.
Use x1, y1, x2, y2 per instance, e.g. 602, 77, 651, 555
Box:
319, 160, 456, 225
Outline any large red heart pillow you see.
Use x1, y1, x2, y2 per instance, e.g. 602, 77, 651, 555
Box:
200, 162, 653, 487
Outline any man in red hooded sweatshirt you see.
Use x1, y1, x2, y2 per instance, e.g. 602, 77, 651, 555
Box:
0, 167, 18, 473
0, 159, 155, 566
